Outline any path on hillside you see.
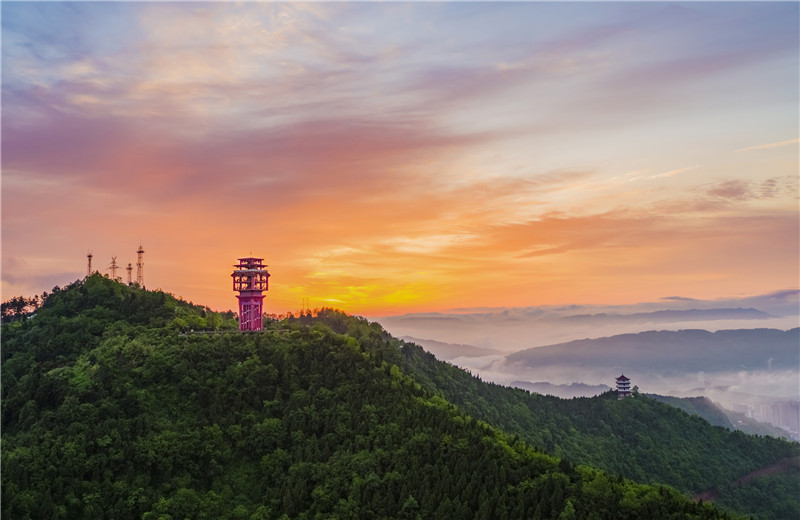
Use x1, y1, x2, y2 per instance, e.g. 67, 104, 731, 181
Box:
694, 456, 800, 502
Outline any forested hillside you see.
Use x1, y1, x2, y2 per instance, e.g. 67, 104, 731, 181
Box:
399, 341, 796, 492
2, 276, 796, 519
396, 342, 799, 519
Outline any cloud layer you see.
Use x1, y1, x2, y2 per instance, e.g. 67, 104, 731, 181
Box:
2, 2, 798, 314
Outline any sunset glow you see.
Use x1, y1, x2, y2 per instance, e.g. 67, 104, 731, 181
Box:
2, 2, 798, 316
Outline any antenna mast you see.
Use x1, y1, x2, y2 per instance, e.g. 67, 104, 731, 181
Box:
126, 263, 133, 285
108, 257, 120, 281
87, 251, 93, 277
136, 244, 145, 286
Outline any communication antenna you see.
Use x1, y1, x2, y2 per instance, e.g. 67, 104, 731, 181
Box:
126, 263, 133, 285
87, 251, 93, 277
108, 256, 120, 281
136, 244, 145, 286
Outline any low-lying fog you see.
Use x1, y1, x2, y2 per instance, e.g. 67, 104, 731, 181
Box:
372, 290, 800, 436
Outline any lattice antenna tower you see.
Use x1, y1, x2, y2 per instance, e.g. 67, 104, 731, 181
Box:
126, 263, 133, 285
108, 257, 120, 281
136, 244, 145, 286
87, 251, 93, 277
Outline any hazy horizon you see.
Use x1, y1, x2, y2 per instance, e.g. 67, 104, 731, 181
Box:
373, 289, 800, 352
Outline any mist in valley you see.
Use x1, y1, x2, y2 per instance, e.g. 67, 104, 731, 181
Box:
376, 290, 800, 438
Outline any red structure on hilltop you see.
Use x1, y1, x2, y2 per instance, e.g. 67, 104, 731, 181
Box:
232, 257, 270, 331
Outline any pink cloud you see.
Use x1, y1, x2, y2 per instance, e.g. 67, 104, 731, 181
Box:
2, 2, 798, 314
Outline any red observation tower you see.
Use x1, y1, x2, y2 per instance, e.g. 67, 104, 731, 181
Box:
232, 257, 270, 331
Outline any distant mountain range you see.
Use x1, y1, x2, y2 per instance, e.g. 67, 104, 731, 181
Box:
505, 328, 800, 373
377, 294, 799, 351
560, 307, 772, 323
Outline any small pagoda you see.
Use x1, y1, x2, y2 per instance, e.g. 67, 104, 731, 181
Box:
615, 374, 632, 399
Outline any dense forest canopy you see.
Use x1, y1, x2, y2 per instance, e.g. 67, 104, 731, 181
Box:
2, 276, 798, 519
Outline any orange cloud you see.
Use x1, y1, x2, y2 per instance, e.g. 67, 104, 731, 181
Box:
3, 2, 798, 317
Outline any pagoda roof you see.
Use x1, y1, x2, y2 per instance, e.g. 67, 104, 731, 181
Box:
234, 258, 268, 269
615, 374, 630, 381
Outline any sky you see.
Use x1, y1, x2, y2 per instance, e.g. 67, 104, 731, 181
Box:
2, 1, 798, 318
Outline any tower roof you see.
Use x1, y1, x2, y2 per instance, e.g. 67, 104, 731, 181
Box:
235, 257, 265, 265
615, 374, 630, 381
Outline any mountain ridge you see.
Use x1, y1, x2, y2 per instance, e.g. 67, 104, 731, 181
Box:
505, 327, 800, 373
561, 308, 773, 323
